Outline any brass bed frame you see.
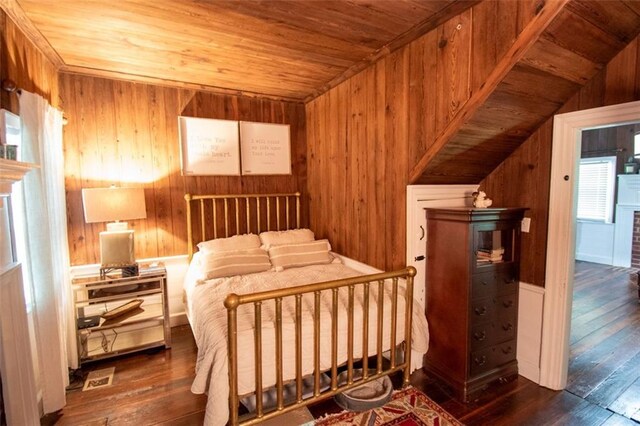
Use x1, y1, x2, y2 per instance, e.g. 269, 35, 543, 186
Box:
185, 192, 415, 425
184, 192, 302, 260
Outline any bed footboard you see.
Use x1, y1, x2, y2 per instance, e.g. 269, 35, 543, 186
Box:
224, 266, 416, 425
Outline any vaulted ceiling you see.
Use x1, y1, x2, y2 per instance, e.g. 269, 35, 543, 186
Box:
6, 0, 640, 184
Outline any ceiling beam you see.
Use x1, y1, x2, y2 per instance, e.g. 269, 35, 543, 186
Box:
0, 0, 64, 68
303, 0, 482, 103
409, 0, 571, 184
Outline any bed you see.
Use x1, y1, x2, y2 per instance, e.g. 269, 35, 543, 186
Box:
183, 192, 429, 425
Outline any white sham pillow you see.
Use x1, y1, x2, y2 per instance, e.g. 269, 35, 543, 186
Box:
259, 228, 315, 249
268, 239, 332, 271
199, 247, 272, 280
197, 233, 261, 254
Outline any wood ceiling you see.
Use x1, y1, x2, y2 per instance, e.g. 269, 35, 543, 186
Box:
14, 0, 478, 101
6, 0, 640, 185
411, 0, 640, 184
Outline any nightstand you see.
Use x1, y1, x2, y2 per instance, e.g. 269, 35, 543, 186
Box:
72, 264, 170, 363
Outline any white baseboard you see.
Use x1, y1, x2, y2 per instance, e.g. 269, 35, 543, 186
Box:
575, 253, 613, 265
170, 312, 189, 328
517, 281, 545, 384
519, 358, 541, 383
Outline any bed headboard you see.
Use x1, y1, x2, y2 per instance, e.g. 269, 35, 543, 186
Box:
184, 192, 301, 260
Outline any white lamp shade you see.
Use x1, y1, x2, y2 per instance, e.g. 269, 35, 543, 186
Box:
82, 187, 147, 223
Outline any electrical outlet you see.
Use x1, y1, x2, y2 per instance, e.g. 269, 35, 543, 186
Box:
521, 217, 531, 233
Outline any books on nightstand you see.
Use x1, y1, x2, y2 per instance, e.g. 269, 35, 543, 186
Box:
138, 262, 165, 276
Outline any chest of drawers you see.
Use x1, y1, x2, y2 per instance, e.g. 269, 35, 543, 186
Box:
423, 207, 526, 402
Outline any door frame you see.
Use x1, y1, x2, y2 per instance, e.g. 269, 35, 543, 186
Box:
540, 100, 640, 389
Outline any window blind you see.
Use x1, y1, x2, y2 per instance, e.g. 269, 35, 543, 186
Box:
577, 156, 615, 222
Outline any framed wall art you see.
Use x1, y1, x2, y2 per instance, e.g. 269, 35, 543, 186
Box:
239, 121, 291, 175
178, 116, 240, 176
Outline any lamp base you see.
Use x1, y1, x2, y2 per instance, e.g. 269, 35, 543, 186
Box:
100, 264, 139, 279
99, 229, 135, 267
106, 221, 128, 232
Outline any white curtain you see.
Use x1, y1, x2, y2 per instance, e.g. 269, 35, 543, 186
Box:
19, 91, 74, 414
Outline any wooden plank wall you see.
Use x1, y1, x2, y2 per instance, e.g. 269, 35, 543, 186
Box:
481, 35, 640, 287
60, 74, 306, 266
0, 10, 58, 112
306, 0, 538, 271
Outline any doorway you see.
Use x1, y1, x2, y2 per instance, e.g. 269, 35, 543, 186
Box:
576, 124, 640, 267
567, 122, 640, 420
540, 100, 640, 390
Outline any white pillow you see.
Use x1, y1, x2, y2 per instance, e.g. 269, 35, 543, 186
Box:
199, 247, 271, 280
259, 228, 315, 249
197, 233, 261, 254
268, 239, 333, 271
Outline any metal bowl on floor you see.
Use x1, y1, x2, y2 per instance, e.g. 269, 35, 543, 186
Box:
334, 369, 393, 411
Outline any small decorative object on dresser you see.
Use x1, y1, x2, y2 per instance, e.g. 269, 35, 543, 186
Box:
472, 191, 492, 208
72, 263, 169, 363
424, 207, 526, 402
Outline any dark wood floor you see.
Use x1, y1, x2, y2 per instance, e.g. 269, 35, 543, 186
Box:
567, 261, 640, 423
48, 262, 640, 425
48, 327, 208, 425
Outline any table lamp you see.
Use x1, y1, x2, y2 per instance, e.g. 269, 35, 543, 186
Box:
82, 187, 147, 276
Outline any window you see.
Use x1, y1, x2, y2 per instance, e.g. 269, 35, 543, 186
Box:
11, 182, 34, 311
577, 156, 616, 223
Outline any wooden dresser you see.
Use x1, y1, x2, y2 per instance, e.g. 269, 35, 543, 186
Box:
423, 207, 526, 402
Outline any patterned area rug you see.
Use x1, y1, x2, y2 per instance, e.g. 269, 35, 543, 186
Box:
314, 386, 462, 426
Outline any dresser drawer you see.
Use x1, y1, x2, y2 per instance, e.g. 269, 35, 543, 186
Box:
470, 346, 492, 376
470, 296, 497, 322
471, 271, 497, 299
470, 322, 493, 351
471, 321, 504, 351
494, 340, 517, 366
496, 267, 518, 295
469, 340, 518, 377
470, 318, 516, 351
497, 293, 517, 317
495, 317, 516, 343
470, 293, 518, 324
471, 266, 518, 299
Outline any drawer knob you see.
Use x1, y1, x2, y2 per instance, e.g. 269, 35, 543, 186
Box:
504, 277, 516, 284
474, 355, 487, 366
473, 331, 486, 341
474, 306, 487, 316
502, 346, 513, 354
502, 300, 514, 308
502, 322, 514, 331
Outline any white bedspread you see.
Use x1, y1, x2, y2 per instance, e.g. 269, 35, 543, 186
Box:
184, 261, 429, 426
